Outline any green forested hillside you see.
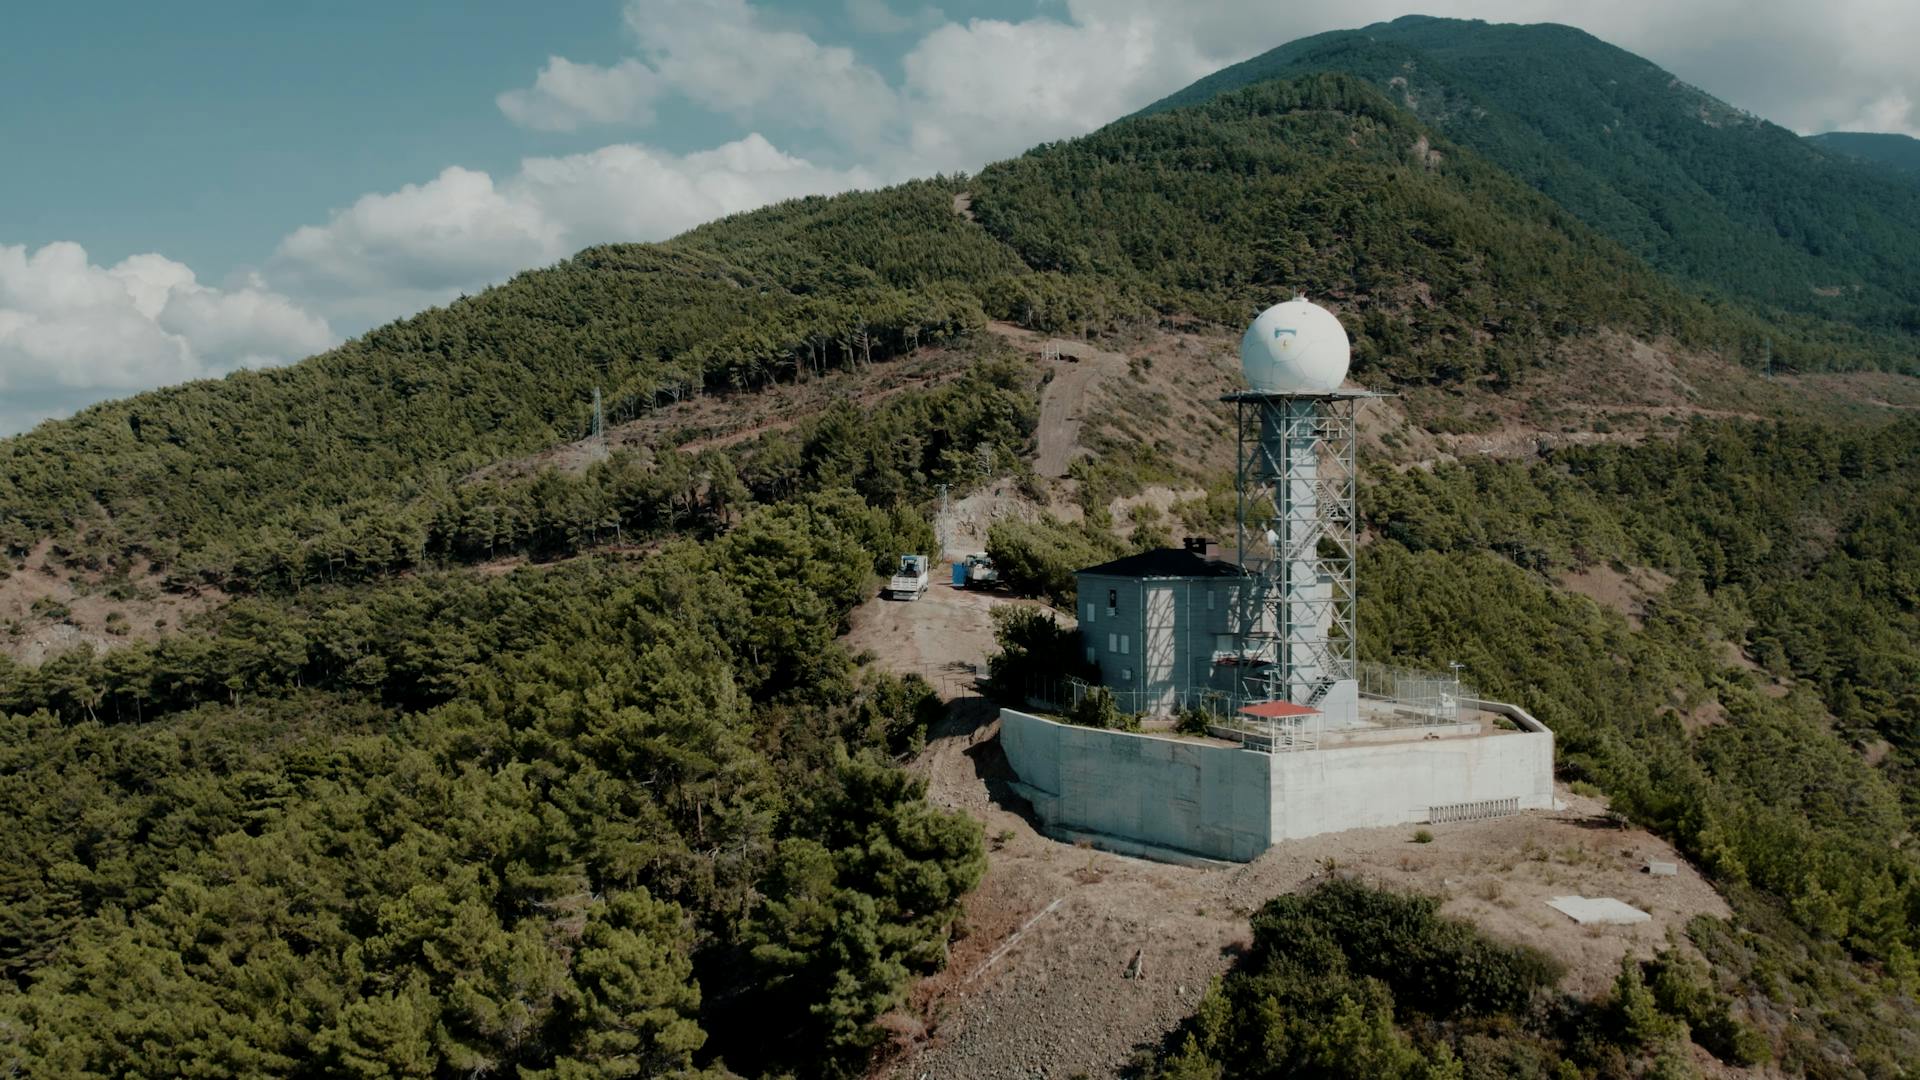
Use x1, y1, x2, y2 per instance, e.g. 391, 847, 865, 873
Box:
1141, 16, 1920, 340
0, 492, 985, 1076
1810, 131, 1920, 178
0, 181, 1006, 577
0, 73, 1878, 596
1152, 880, 1766, 1077
5, 35, 1920, 1078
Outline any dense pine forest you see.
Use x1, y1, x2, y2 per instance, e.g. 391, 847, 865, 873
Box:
6, 18, 1920, 1080
1807, 132, 1920, 180
1144, 16, 1920, 339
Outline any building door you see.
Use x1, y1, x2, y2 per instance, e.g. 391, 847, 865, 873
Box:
1145, 585, 1177, 711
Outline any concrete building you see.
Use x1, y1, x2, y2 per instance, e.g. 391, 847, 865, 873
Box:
1074, 540, 1258, 712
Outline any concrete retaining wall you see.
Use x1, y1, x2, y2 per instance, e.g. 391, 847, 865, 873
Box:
1000, 702, 1556, 862
1268, 730, 1555, 840
1000, 709, 1270, 861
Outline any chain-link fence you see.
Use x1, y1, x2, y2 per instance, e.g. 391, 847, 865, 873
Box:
1355, 661, 1473, 725
1014, 674, 1231, 717
1009, 662, 1477, 754
900, 662, 988, 701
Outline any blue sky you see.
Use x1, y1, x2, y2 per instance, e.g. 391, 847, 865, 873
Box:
1, 0, 1029, 279
4, 0, 1918, 436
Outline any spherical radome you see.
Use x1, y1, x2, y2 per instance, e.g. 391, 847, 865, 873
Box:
1239, 298, 1351, 394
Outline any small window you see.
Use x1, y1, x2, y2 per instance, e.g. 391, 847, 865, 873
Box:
1122, 668, 1133, 683
1206, 589, 1216, 611
1119, 634, 1131, 656
1084, 602, 1094, 623
1108, 632, 1118, 652
1106, 588, 1118, 615
1085, 647, 1097, 665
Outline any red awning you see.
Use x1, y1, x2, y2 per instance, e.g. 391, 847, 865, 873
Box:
1239, 700, 1320, 719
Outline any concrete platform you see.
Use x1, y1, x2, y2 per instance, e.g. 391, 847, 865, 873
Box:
999, 701, 1555, 862
1547, 896, 1652, 926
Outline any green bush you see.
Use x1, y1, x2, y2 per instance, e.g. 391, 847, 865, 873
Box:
985, 514, 1126, 607
1156, 880, 1562, 1078
986, 605, 1093, 701
1174, 706, 1214, 737
1066, 686, 1138, 731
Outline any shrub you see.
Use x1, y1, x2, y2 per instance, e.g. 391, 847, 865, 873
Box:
986, 515, 1126, 606
1067, 686, 1136, 731
987, 605, 1093, 701
1175, 706, 1214, 736
29, 597, 70, 621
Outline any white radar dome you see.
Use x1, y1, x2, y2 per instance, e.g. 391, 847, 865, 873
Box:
1239, 297, 1351, 394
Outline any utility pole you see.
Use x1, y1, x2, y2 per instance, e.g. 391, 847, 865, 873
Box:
589, 386, 610, 463
937, 483, 949, 558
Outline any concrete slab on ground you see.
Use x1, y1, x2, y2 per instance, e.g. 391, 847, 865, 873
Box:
1547, 896, 1652, 926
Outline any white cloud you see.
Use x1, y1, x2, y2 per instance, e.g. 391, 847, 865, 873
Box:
899, 10, 1214, 170
1841, 92, 1920, 137
0, 241, 333, 434
842, 0, 943, 35
498, 0, 901, 139
514, 134, 880, 241
494, 0, 1214, 173
273, 166, 562, 304
269, 136, 877, 328
631, 0, 902, 141
497, 56, 663, 132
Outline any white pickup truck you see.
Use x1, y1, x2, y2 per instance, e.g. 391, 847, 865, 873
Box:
887, 554, 930, 600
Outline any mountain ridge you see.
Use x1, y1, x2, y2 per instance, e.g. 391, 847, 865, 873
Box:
1810, 130, 1920, 177
1137, 14, 1920, 338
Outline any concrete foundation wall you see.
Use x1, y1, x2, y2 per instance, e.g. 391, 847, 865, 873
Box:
1000, 708, 1270, 861
1000, 704, 1556, 862
1268, 731, 1555, 840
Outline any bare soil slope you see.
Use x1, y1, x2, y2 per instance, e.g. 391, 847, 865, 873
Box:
984, 323, 1131, 480
1, 541, 223, 664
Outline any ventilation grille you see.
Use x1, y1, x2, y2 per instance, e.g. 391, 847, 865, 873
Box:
1427, 797, 1519, 824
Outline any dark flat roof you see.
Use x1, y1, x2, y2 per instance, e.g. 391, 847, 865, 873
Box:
1077, 548, 1247, 579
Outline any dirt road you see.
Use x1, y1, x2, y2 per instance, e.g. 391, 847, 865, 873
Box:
982, 323, 1130, 479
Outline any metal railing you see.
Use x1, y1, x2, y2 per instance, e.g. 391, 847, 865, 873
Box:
1011, 661, 1484, 754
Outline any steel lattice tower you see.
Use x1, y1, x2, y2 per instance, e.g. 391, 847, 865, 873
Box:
1225, 389, 1371, 712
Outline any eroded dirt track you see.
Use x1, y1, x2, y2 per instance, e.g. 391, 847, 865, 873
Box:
985, 323, 1130, 479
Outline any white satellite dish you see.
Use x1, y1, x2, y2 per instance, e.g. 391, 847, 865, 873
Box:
1239, 296, 1351, 394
